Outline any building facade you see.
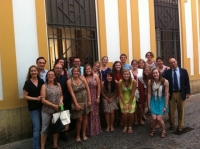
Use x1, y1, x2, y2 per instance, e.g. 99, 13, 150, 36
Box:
0, 0, 200, 144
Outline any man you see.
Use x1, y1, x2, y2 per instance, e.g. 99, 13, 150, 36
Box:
120, 54, 131, 70
164, 58, 190, 132
68, 57, 84, 78
54, 63, 71, 142
36, 57, 48, 82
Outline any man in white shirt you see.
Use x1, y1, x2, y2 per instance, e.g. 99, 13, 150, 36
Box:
68, 57, 84, 78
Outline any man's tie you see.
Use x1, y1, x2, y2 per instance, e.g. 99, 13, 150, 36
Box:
173, 69, 179, 91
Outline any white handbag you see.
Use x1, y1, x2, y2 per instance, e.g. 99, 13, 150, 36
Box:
52, 110, 71, 125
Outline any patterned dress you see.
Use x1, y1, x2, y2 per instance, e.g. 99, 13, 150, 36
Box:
86, 76, 102, 137
71, 77, 91, 119
119, 80, 137, 113
102, 83, 118, 113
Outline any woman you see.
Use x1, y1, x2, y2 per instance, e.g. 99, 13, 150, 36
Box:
143, 66, 151, 115
55, 58, 68, 76
23, 65, 44, 149
145, 52, 156, 70
112, 61, 123, 125
67, 67, 92, 142
118, 69, 137, 133
101, 56, 111, 81
84, 64, 102, 137
40, 70, 63, 149
156, 57, 170, 77
148, 68, 169, 138
130, 60, 146, 126
101, 72, 118, 132
138, 59, 146, 69
93, 61, 101, 80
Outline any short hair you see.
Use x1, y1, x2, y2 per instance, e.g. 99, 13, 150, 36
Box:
36, 57, 46, 63
120, 54, 127, 58
145, 52, 154, 58
73, 57, 80, 62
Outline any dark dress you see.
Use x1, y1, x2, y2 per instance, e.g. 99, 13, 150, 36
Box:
101, 67, 111, 81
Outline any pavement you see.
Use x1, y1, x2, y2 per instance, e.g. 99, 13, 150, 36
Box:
1, 94, 200, 149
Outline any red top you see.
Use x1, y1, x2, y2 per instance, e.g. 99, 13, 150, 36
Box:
114, 73, 121, 81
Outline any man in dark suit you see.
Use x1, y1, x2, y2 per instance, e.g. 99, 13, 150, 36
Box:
164, 58, 190, 132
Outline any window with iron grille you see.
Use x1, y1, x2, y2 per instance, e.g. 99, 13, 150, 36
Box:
45, 0, 98, 68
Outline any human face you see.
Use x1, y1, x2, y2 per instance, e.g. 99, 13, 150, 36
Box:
156, 59, 163, 67
36, 59, 46, 70
169, 58, 178, 69
58, 59, 64, 66
54, 64, 62, 76
144, 67, 150, 75
47, 71, 55, 82
30, 67, 38, 78
146, 53, 153, 61
131, 61, 138, 69
73, 58, 81, 67
102, 57, 108, 65
93, 63, 100, 72
115, 62, 121, 71
120, 56, 127, 63
152, 69, 160, 80
122, 71, 130, 81
72, 68, 80, 77
85, 66, 92, 75
138, 61, 145, 69
106, 74, 113, 82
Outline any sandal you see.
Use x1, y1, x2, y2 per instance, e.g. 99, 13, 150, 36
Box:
128, 127, 132, 134
142, 115, 147, 121
140, 121, 145, 126
106, 128, 110, 132
110, 128, 115, 132
83, 136, 88, 141
149, 131, 155, 137
75, 138, 81, 143
160, 132, 166, 138
122, 127, 127, 133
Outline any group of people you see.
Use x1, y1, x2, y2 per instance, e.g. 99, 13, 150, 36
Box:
23, 52, 190, 149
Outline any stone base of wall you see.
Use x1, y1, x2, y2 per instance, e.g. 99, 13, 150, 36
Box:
190, 79, 200, 94
0, 107, 32, 145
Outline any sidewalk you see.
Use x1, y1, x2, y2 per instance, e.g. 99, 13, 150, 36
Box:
1, 94, 200, 149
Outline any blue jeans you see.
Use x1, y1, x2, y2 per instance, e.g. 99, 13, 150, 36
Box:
30, 109, 41, 149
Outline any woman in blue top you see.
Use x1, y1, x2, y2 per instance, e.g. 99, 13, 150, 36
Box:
148, 68, 169, 138
100, 56, 111, 81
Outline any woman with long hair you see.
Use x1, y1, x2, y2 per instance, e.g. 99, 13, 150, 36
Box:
112, 61, 123, 125
84, 64, 102, 136
143, 66, 151, 115
93, 61, 101, 80
138, 59, 146, 69
67, 67, 92, 142
23, 65, 44, 149
100, 56, 111, 81
118, 69, 137, 133
40, 70, 63, 149
148, 68, 169, 138
101, 72, 118, 132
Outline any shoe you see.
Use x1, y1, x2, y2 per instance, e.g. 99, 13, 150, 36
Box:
110, 128, 115, 132
139, 121, 145, 126
128, 127, 132, 134
177, 127, 183, 132
75, 138, 81, 143
122, 127, 127, 133
160, 132, 166, 138
106, 128, 110, 132
169, 126, 175, 131
149, 131, 155, 137
83, 136, 88, 141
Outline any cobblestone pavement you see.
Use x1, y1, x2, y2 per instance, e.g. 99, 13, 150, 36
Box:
1, 94, 200, 149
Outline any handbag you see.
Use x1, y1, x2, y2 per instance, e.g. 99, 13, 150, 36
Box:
48, 110, 71, 134
71, 103, 85, 110
135, 77, 140, 101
